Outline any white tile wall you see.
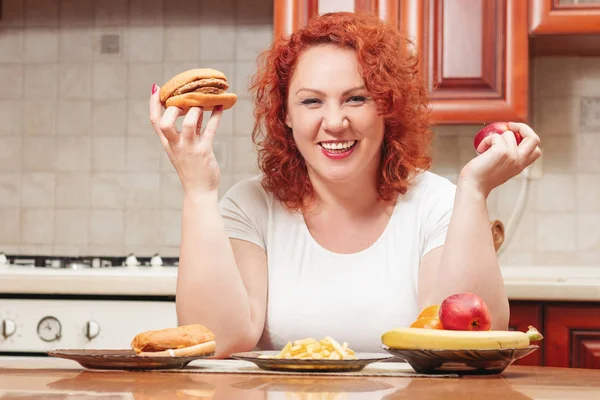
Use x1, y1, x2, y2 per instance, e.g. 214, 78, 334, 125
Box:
0, 101, 23, 135
89, 209, 124, 245
90, 173, 125, 208
21, 172, 55, 208
0, 29, 23, 62
0, 173, 20, 207
0, 0, 272, 256
55, 172, 90, 208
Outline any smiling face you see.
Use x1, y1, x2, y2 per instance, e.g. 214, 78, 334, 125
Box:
285, 44, 386, 184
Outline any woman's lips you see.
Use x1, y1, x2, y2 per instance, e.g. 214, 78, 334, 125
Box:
319, 140, 357, 160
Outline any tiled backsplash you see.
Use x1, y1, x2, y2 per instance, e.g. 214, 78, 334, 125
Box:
0, 1, 598, 265
0, 0, 271, 257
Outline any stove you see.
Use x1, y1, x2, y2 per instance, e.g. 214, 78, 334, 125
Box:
0, 253, 179, 270
0, 252, 180, 356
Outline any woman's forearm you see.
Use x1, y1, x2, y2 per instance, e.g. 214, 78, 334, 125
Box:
436, 179, 510, 329
176, 193, 256, 356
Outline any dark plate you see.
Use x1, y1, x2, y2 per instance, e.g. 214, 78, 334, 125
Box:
230, 351, 393, 373
47, 349, 215, 370
381, 345, 539, 375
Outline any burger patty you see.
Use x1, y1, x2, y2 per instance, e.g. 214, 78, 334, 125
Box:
172, 78, 229, 96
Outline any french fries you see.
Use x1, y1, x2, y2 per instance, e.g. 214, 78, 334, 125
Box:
259, 336, 357, 360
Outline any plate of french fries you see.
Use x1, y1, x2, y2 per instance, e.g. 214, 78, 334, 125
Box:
230, 336, 392, 373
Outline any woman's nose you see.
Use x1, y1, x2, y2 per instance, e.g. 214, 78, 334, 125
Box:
322, 109, 349, 132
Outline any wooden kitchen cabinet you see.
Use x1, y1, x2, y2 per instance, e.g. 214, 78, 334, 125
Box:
274, 0, 530, 124
273, 0, 318, 41
530, 0, 600, 35
509, 302, 543, 366
384, 0, 529, 124
508, 301, 600, 369
545, 304, 600, 369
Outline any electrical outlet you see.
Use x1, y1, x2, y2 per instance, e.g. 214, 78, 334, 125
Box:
100, 33, 120, 54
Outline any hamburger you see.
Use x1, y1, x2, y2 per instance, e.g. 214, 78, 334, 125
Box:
130, 324, 216, 357
159, 68, 237, 113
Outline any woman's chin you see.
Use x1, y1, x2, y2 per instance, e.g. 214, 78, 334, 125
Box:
315, 166, 359, 183
305, 147, 378, 184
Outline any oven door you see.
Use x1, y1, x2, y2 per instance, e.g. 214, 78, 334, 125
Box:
0, 297, 177, 355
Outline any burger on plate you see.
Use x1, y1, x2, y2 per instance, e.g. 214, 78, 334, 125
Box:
159, 68, 237, 113
130, 324, 216, 357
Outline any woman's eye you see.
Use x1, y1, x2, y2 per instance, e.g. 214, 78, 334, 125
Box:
300, 98, 321, 105
347, 96, 367, 104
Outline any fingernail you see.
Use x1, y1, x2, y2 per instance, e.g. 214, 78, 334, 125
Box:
151, 84, 157, 94
215, 105, 223, 111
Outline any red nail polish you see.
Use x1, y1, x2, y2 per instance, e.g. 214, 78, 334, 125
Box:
215, 105, 223, 111
151, 84, 157, 94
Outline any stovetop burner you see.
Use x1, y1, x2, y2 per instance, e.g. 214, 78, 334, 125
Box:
0, 254, 179, 269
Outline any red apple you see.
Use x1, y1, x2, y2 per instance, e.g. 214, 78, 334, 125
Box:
438, 293, 492, 331
473, 122, 523, 154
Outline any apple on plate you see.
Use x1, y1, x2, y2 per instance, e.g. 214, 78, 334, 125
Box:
473, 122, 523, 154
438, 293, 492, 331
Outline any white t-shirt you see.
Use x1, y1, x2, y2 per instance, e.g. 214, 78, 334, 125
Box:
219, 170, 456, 353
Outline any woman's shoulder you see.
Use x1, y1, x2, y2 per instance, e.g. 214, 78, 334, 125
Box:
398, 171, 456, 210
221, 174, 272, 206
405, 170, 457, 201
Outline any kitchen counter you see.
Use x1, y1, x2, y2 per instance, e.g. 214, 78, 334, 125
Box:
1, 265, 600, 301
500, 266, 600, 301
0, 265, 178, 296
1, 356, 600, 399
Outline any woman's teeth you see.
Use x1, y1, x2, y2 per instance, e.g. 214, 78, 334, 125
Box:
320, 140, 356, 152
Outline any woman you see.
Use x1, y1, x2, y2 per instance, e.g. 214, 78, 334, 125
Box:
149, 12, 541, 358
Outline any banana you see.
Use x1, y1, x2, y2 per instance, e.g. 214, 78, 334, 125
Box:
381, 328, 531, 350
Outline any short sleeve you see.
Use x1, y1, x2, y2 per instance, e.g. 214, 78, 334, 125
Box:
219, 177, 269, 251
420, 176, 457, 257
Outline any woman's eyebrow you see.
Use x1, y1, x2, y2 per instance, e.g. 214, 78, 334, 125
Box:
295, 85, 366, 96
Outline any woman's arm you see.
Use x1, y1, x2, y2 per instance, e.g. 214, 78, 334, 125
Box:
176, 195, 268, 358
149, 86, 268, 358
418, 183, 509, 329
418, 122, 541, 329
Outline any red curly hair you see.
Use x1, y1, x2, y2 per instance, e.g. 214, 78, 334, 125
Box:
250, 12, 433, 210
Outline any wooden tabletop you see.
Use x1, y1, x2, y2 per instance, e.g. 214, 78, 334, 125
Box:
1, 358, 600, 399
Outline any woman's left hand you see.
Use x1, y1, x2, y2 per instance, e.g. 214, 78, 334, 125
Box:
459, 122, 542, 197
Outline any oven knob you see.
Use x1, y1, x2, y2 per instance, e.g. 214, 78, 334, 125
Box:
125, 254, 139, 267
150, 253, 163, 267
2, 319, 16, 338
86, 320, 100, 340
37, 316, 62, 342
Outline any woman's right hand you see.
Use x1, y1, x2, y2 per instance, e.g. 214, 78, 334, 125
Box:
149, 84, 223, 200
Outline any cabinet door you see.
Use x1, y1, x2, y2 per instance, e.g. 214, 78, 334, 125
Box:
530, 0, 600, 34
274, 0, 359, 39
509, 302, 543, 366
275, 0, 529, 123
274, 0, 318, 40
358, 0, 529, 124
545, 304, 600, 369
